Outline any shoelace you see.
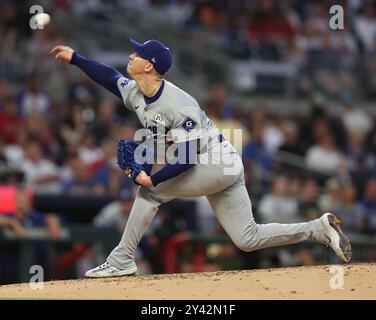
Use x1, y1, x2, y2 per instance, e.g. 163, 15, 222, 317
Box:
98, 262, 110, 270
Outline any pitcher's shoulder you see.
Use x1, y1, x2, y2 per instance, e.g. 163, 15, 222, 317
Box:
163, 81, 199, 105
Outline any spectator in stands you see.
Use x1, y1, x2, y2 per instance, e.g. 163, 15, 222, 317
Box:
0, 78, 15, 104
295, 8, 327, 53
59, 151, 80, 185
298, 106, 328, 153
58, 103, 88, 149
256, 1, 296, 44
345, 131, 376, 193
68, 74, 100, 108
305, 132, 345, 175
92, 100, 119, 144
0, 138, 7, 164
21, 140, 61, 194
278, 120, 304, 156
330, 27, 358, 67
359, 178, 376, 234
334, 183, 365, 233
262, 116, 285, 154
298, 178, 320, 220
94, 187, 136, 232
353, 1, 376, 54
288, 174, 303, 199
242, 109, 273, 195
1, 129, 28, 168
345, 131, 375, 173
0, 190, 61, 283
25, 110, 56, 149
0, 97, 24, 144
2, 190, 60, 237
208, 84, 235, 120
318, 178, 341, 213
78, 131, 103, 166
305, 3, 327, 36
60, 158, 104, 196
92, 139, 132, 195
167, 0, 194, 26
258, 175, 316, 268
258, 175, 299, 223
0, 2, 21, 35
346, 132, 376, 179
340, 94, 373, 136
243, 109, 271, 172
366, 116, 376, 154
17, 73, 51, 117
0, 207, 25, 238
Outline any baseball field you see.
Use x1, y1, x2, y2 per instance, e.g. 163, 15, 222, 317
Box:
0, 263, 374, 300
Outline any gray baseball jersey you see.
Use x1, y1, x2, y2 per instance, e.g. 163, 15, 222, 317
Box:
117, 77, 217, 144
107, 78, 328, 271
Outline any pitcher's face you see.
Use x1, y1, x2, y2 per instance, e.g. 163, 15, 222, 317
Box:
127, 52, 152, 77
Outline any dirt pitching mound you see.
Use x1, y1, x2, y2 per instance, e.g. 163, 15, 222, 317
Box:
0, 263, 375, 300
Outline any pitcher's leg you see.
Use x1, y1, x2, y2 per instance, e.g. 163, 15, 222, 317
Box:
107, 187, 174, 269
206, 178, 324, 252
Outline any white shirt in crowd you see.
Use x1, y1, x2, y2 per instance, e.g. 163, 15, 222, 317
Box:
354, 15, 376, 53
341, 107, 373, 135
78, 146, 104, 165
258, 194, 299, 224
305, 145, 344, 174
21, 159, 61, 194
20, 92, 50, 117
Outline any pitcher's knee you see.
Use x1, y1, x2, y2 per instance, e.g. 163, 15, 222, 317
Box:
234, 238, 256, 252
232, 225, 260, 252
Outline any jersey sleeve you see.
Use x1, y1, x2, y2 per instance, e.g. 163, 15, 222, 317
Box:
71, 52, 123, 99
116, 77, 139, 112
168, 107, 204, 143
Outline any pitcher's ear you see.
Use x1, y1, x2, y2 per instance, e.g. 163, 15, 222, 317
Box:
144, 62, 154, 73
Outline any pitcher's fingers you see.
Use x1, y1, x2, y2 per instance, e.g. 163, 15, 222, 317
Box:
49, 45, 65, 54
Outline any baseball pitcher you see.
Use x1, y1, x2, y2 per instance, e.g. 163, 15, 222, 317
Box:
50, 39, 351, 277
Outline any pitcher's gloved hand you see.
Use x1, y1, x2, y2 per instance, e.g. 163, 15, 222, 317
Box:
117, 140, 153, 184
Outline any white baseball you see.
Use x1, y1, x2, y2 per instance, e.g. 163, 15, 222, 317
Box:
35, 13, 51, 27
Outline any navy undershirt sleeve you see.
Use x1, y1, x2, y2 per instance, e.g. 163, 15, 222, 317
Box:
150, 140, 199, 186
71, 52, 124, 99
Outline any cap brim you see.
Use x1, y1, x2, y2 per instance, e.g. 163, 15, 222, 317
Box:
129, 39, 145, 56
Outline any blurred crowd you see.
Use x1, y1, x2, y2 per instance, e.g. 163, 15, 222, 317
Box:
1, 0, 376, 283
137, 0, 376, 98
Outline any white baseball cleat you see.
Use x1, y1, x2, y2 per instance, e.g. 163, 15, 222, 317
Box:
320, 213, 352, 263
85, 261, 137, 278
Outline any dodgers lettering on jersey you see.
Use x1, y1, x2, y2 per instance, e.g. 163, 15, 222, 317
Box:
116, 77, 217, 145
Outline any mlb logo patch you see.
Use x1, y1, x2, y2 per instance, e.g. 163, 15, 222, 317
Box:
120, 79, 129, 87
182, 118, 196, 131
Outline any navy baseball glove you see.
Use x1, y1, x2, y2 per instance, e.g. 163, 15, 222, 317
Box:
117, 139, 153, 183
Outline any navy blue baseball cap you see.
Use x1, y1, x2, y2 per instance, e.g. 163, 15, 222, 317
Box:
129, 39, 172, 75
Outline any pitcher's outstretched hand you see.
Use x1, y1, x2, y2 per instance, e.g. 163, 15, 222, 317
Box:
49, 45, 74, 63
